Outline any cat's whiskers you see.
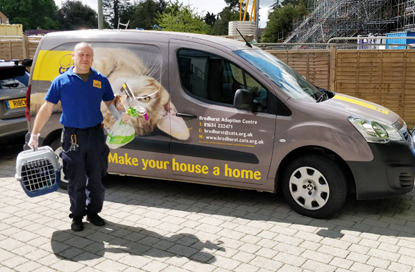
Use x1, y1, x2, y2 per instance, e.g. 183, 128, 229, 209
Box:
144, 57, 161, 78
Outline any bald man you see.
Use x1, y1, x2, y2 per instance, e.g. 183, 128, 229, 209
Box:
29, 42, 115, 232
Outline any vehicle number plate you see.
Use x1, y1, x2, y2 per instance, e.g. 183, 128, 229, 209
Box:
6, 98, 26, 109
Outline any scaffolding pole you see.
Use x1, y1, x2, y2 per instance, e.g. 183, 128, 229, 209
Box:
284, 0, 415, 43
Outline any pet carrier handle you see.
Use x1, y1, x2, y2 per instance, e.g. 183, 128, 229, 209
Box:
28, 132, 40, 151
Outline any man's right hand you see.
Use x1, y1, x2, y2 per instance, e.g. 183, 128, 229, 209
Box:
28, 133, 40, 150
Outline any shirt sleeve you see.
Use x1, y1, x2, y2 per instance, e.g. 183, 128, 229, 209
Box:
102, 76, 115, 102
44, 78, 61, 104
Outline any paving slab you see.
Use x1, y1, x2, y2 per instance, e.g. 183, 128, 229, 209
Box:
2, 145, 415, 271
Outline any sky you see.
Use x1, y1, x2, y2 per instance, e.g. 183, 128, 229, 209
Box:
53, 0, 274, 28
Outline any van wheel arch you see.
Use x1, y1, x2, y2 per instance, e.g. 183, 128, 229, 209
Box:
276, 147, 355, 192
276, 147, 355, 217
41, 129, 62, 147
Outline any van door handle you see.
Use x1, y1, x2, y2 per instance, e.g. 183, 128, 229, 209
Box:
176, 112, 197, 119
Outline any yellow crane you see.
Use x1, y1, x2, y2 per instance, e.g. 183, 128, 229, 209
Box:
239, 0, 257, 22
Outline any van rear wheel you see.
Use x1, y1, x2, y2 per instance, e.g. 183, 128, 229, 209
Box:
50, 138, 68, 190
282, 154, 347, 218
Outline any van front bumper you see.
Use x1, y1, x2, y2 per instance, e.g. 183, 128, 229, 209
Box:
346, 141, 415, 200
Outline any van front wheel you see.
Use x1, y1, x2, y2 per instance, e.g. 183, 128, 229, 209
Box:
50, 138, 68, 190
282, 154, 347, 218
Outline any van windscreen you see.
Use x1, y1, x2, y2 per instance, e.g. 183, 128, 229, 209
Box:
234, 49, 323, 102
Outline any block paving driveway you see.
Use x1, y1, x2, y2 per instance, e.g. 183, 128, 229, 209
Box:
1, 145, 415, 272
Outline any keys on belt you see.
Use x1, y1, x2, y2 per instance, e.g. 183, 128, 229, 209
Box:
69, 134, 79, 152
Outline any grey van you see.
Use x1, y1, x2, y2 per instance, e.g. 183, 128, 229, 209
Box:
27, 30, 415, 218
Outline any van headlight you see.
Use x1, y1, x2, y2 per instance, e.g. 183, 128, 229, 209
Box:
348, 117, 404, 143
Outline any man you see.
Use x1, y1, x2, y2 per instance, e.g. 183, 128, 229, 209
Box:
28, 42, 115, 232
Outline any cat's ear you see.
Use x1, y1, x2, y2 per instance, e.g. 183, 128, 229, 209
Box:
157, 102, 189, 141
92, 48, 118, 76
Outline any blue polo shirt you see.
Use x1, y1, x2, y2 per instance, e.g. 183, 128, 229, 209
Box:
45, 67, 115, 128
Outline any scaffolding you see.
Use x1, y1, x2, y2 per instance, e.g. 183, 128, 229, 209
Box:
284, 0, 415, 43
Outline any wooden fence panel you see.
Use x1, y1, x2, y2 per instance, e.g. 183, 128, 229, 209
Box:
268, 50, 330, 90
268, 48, 415, 129
0, 36, 40, 60
27, 39, 39, 58
0, 40, 25, 59
334, 50, 415, 128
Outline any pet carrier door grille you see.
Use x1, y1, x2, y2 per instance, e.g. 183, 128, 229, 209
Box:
16, 146, 61, 197
21, 158, 57, 192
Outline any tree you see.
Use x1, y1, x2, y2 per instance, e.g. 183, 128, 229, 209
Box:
224, 0, 240, 10
121, 0, 158, 30
102, 0, 131, 28
207, 0, 250, 36
58, 1, 97, 30
281, 0, 315, 8
204, 12, 217, 27
210, 7, 239, 35
0, 0, 59, 30
272, 0, 315, 10
119, 0, 167, 30
156, 1, 210, 34
157, 0, 168, 13
260, 3, 307, 42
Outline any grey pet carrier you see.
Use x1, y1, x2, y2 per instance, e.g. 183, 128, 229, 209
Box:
15, 146, 61, 197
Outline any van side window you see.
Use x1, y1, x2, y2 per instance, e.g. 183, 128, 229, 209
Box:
177, 49, 269, 112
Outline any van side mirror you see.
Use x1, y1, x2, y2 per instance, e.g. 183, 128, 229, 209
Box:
234, 89, 254, 111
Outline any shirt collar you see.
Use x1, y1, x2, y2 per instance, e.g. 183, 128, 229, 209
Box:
67, 66, 97, 76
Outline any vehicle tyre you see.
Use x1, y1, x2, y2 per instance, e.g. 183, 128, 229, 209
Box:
282, 154, 347, 219
50, 138, 68, 190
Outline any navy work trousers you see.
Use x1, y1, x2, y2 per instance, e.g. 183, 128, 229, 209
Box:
61, 124, 109, 218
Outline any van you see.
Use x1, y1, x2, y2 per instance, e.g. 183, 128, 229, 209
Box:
27, 30, 415, 218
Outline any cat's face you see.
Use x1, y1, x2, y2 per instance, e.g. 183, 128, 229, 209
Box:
111, 76, 169, 119
94, 47, 189, 141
